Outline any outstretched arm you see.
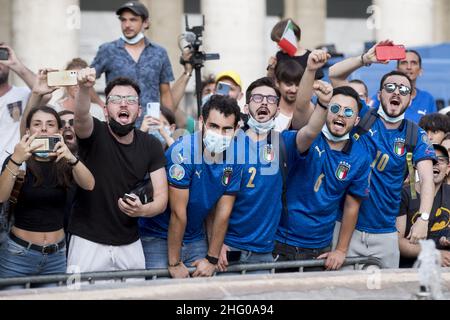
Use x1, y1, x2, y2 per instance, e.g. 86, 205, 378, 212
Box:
328, 40, 393, 88
74, 68, 96, 139
171, 49, 193, 111
0, 43, 36, 89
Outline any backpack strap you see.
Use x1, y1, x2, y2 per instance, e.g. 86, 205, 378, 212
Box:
353, 107, 378, 141
404, 120, 419, 200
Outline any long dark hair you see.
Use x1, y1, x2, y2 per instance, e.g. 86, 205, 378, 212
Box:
25, 106, 72, 188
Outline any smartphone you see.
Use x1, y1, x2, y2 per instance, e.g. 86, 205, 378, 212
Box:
0, 48, 9, 61
123, 193, 137, 203
226, 250, 242, 262
216, 81, 231, 96
146, 102, 160, 119
30, 136, 61, 153
47, 70, 78, 87
375, 45, 406, 61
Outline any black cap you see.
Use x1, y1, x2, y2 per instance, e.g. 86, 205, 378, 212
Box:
433, 143, 449, 159
116, 1, 149, 20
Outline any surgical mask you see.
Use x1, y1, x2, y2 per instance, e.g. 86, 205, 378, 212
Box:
247, 113, 275, 134
321, 124, 349, 142
377, 106, 405, 123
34, 152, 51, 159
109, 118, 135, 137
203, 130, 233, 154
150, 127, 172, 146
121, 32, 145, 45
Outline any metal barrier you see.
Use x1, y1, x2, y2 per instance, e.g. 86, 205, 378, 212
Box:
0, 256, 384, 289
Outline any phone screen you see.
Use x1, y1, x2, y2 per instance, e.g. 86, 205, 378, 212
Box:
146, 102, 160, 119
216, 82, 231, 96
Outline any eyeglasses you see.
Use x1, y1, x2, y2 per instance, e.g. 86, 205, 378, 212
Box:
107, 95, 139, 105
437, 156, 449, 165
329, 104, 355, 118
250, 94, 279, 105
383, 83, 411, 96
61, 119, 74, 126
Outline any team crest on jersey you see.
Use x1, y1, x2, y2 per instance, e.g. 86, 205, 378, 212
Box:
222, 167, 233, 186
262, 144, 275, 162
335, 161, 351, 181
169, 164, 185, 181
394, 138, 406, 157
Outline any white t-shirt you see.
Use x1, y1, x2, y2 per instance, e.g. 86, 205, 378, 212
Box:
274, 112, 293, 132
0, 86, 31, 167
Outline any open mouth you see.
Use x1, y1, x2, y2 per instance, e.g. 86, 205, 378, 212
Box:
256, 107, 270, 116
389, 97, 401, 107
118, 110, 130, 123
433, 168, 440, 176
63, 130, 75, 142
333, 119, 345, 129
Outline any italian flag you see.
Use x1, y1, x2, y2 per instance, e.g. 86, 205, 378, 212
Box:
278, 20, 297, 57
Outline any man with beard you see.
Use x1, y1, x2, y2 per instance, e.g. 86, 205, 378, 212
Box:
274, 85, 372, 271
370, 50, 437, 124
0, 44, 36, 166
138, 95, 243, 278
217, 50, 335, 273
91, 1, 174, 128
329, 41, 435, 268
68, 68, 168, 272
58, 111, 77, 154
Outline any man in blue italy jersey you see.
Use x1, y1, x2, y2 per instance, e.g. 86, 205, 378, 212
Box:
138, 95, 243, 278
274, 85, 372, 271
329, 40, 436, 268
217, 50, 332, 273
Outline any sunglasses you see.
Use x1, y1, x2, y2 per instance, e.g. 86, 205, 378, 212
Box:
250, 94, 279, 105
61, 119, 74, 126
107, 95, 139, 105
329, 104, 355, 118
383, 83, 411, 96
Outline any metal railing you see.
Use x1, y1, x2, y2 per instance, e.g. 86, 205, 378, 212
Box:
0, 257, 384, 289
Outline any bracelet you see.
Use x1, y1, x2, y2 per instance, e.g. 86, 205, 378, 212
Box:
9, 157, 22, 167
68, 157, 80, 167
360, 53, 371, 67
5, 165, 18, 179
317, 100, 328, 110
205, 254, 219, 265
168, 260, 182, 268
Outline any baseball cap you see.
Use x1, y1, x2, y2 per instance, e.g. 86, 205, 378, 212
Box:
116, 1, 149, 20
215, 70, 242, 89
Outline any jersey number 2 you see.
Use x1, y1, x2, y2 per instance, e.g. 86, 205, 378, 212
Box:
246, 167, 257, 188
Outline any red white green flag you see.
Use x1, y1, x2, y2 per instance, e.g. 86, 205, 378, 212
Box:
278, 20, 297, 57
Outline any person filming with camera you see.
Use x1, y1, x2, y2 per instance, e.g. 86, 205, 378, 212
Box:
0, 71, 94, 287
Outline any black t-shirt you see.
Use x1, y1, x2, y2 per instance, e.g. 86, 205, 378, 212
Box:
69, 118, 166, 245
276, 50, 325, 80
2, 156, 69, 232
398, 184, 450, 268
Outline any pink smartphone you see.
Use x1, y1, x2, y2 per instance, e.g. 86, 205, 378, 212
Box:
375, 45, 406, 61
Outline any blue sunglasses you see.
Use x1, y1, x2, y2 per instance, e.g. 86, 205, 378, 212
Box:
329, 104, 355, 118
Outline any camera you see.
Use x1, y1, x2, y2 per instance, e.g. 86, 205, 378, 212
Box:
30, 136, 61, 153
0, 48, 9, 61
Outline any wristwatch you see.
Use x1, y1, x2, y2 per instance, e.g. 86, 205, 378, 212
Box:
419, 212, 430, 221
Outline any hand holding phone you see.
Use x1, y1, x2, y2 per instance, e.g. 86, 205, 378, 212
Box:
123, 193, 137, 204
30, 136, 61, 153
0, 48, 9, 61
375, 45, 406, 61
146, 102, 160, 119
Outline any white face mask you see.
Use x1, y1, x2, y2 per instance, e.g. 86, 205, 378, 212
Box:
377, 106, 405, 123
203, 129, 233, 154
121, 32, 144, 45
247, 113, 275, 134
321, 124, 349, 142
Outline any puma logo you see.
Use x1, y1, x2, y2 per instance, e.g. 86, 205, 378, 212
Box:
369, 129, 377, 137
315, 146, 325, 157
417, 110, 427, 116
195, 170, 202, 178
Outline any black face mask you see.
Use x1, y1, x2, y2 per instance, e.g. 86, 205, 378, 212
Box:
109, 118, 135, 137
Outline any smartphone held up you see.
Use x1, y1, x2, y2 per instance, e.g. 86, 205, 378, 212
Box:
375, 45, 406, 62
47, 70, 78, 87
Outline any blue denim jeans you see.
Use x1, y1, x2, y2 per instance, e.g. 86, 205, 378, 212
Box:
0, 235, 67, 289
141, 236, 207, 269
220, 245, 275, 275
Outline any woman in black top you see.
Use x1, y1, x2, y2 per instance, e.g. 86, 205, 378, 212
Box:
0, 105, 94, 285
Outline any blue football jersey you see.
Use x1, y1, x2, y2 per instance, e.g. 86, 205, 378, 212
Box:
371, 89, 437, 124
225, 130, 283, 253
275, 131, 371, 249
139, 133, 243, 243
355, 103, 436, 233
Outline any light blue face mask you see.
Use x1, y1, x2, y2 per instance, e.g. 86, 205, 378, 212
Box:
203, 130, 233, 154
34, 152, 51, 158
150, 127, 172, 147
321, 124, 349, 142
121, 32, 144, 45
247, 113, 275, 134
377, 106, 405, 123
